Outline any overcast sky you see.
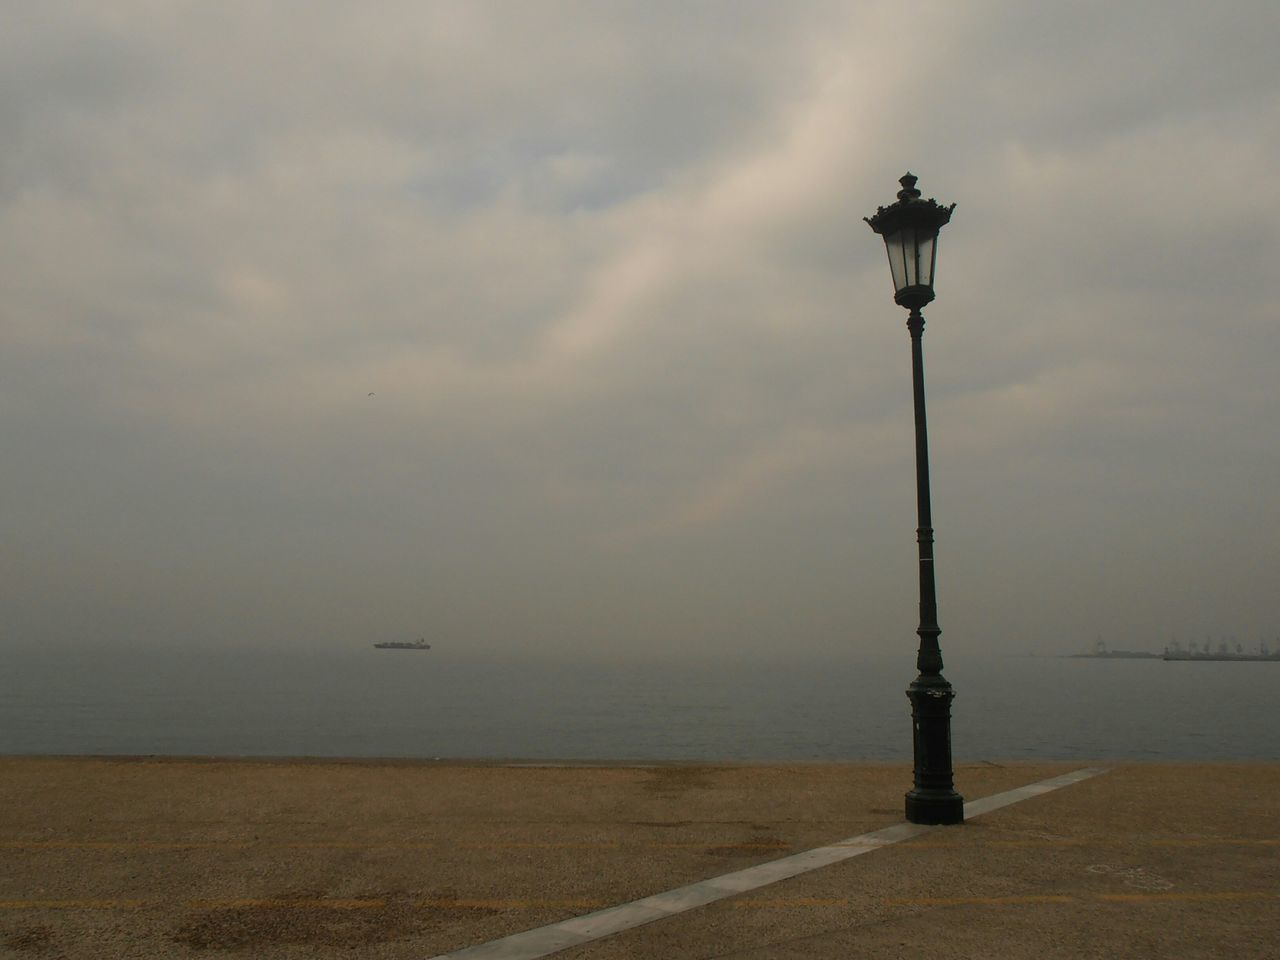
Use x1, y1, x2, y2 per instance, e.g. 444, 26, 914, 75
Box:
4, 1, 1278, 663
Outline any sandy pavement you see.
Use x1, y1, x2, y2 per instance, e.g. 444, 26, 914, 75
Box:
0, 757, 1275, 958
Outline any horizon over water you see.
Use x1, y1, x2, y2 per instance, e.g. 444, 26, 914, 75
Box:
4, 643, 1277, 762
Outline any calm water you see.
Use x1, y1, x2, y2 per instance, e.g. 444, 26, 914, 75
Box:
3, 646, 1276, 761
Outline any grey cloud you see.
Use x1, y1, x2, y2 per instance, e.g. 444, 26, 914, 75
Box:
3, 1, 1278, 661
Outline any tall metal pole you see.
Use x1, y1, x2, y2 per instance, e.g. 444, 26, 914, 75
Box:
903, 307, 964, 824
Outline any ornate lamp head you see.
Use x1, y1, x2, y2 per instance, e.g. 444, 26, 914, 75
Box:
865, 173, 955, 311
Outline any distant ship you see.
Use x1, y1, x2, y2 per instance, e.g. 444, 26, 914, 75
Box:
373, 638, 431, 650
1067, 638, 1158, 659
1163, 650, 1279, 662
1162, 639, 1278, 662
1067, 637, 1280, 662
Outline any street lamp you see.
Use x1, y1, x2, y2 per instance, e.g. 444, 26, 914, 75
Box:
865, 172, 964, 825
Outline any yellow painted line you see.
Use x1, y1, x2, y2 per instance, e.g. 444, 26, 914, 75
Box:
731, 898, 850, 908
766, 837, 1280, 850
1150, 839, 1280, 847
983, 840, 1090, 848
278, 842, 435, 850
0, 841, 252, 850
0, 900, 148, 910
651, 843, 792, 850
461, 843, 620, 850
887, 892, 1280, 908
906, 838, 1280, 849
419, 898, 607, 910
1097, 892, 1277, 903
903, 840, 1090, 849
887, 895, 1076, 906
0, 841, 431, 851
726, 893, 1280, 908
4, 892, 1276, 913
188, 898, 385, 909
5, 837, 1277, 852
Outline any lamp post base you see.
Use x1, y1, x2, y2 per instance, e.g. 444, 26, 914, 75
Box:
905, 673, 964, 825
904, 789, 965, 825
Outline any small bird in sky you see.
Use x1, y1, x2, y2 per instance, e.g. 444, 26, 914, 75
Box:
368, 392, 375, 396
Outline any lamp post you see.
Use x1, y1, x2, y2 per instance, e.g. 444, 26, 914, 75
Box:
865, 172, 964, 825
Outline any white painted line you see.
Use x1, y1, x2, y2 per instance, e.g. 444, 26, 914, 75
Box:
427, 767, 1108, 960
962, 768, 1106, 819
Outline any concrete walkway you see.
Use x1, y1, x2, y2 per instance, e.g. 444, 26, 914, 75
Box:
0, 758, 1276, 958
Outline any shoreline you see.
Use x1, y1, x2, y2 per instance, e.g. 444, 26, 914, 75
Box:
3, 753, 1276, 765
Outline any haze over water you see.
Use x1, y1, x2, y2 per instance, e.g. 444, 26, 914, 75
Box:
4, 645, 1275, 762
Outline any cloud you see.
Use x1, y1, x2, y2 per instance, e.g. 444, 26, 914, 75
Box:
3, 1, 1278, 657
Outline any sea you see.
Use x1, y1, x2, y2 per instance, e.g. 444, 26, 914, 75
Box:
3, 646, 1277, 762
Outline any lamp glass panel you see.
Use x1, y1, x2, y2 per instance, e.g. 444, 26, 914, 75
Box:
916, 232, 936, 289
903, 227, 921, 287
885, 230, 908, 292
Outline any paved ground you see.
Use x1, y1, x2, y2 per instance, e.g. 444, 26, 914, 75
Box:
0, 758, 1275, 958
